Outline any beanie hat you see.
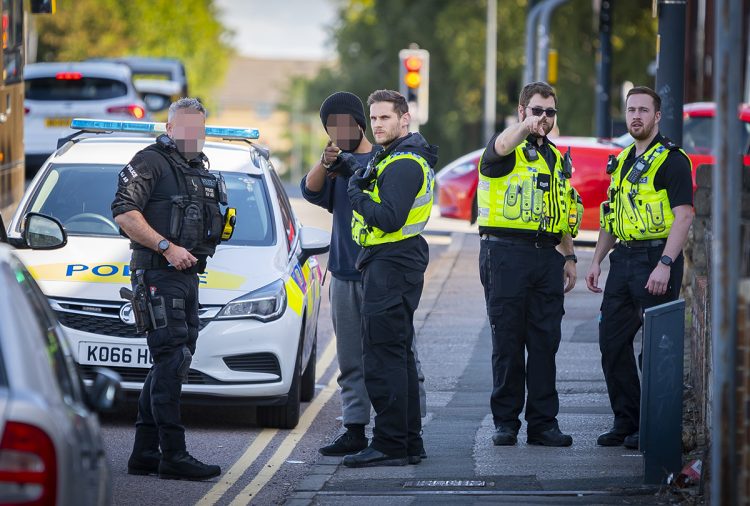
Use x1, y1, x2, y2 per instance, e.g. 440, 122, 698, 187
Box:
319, 92, 367, 133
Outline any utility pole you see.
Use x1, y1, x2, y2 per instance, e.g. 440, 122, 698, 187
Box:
711, 0, 743, 503
484, 0, 497, 144
595, 0, 612, 138
654, 0, 687, 145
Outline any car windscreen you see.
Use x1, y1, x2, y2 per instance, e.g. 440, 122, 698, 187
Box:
25, 76, 128, 101
24, 164, 275, 246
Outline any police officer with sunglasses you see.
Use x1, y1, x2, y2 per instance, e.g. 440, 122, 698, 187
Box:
477, 81, 582, 448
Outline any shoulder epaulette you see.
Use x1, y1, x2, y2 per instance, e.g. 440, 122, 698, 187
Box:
661, 137, 681, 151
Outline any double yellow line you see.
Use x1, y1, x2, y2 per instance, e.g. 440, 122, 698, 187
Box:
197, 335, 338, 506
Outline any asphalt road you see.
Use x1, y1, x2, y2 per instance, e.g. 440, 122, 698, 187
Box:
98, 186, 465, 505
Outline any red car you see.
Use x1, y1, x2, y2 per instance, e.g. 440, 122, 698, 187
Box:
437, 102, 750, 231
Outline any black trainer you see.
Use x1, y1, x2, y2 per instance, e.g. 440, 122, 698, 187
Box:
342, 447, 408, 468
319, 430, 368, 456
492, 426, 518, 446
158, 451, 221, 481
527, 427, 573, 447
596, 428, 631, 447
127, 449, 162, 475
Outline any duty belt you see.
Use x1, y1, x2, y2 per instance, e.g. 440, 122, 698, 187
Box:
480, 234, 558, 248
618, 239, 667, 248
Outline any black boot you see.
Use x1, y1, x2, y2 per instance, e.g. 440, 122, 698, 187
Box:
158, 451, 221, 481
342, 447, 408, 468
128, 430, 161, 476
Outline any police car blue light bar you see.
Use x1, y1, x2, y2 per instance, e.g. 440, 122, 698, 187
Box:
69, 119, 260, 140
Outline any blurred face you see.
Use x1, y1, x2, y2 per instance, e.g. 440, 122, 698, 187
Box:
518, 93, 556, 138
167, 108, 206, 159
626, 93, 660, 141
326, 113, 363, 152
369, 101, 409, 148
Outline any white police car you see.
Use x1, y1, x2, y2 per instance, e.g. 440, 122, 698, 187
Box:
9, 119, 329, 429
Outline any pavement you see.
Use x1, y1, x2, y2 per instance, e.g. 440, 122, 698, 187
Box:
283, 229, 680, 505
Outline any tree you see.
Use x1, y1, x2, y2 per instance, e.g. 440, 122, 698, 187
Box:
33, 0, 232, 105
290, 0, 658, 168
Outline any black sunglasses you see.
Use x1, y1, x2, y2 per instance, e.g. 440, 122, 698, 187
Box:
526, 106, 557, 118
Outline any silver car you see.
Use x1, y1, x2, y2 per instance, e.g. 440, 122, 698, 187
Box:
0, 214, 120, 505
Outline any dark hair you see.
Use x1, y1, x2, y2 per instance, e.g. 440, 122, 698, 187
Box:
519, 81, 557, 108
626, 86, 661, 112
366, 89, 409, 117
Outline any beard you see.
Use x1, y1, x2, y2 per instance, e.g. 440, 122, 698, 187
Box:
628, 120, 656, 141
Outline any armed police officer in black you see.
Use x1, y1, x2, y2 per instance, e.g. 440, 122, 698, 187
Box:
112, 98, 223, 481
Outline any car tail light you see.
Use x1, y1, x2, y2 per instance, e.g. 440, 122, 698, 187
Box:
0, 421, 57, 506
55, 72, 82, 80
107, 104, 146, 119
24, 107, 29, 115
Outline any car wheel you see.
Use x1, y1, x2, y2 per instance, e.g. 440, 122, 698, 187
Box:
470, 193, 478, 224
300, 331, 317, 402
256, 340, 302, 429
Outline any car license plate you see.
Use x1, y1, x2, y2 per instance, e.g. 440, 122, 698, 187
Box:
45, 117, 72, 128
78, 342, 152, 367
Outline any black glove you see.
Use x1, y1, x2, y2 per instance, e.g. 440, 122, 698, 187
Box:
327, 152, 361, 178
347, 167, 368, 200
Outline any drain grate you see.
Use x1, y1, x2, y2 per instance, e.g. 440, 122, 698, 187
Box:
403, 480, 492, 488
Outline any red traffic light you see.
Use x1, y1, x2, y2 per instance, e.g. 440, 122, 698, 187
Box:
404, 56, 422, 72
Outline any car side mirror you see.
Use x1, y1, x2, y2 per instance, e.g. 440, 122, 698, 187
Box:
298, 226, 330, 265
85, 367, 122, 413
23, 212, 67, 249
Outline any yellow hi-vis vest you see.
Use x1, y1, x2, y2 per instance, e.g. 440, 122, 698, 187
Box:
351, 151, 434, 247
599, 140, 690, 241
476, 139, 583, 236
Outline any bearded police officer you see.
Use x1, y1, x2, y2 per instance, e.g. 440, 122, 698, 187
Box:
586, 86, 693, 450
112, 98, 223, 481
478, 81, 582, 448
342, 89, 437, 467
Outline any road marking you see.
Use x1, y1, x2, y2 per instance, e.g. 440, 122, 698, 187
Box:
196, 429, 278, 506
228, 373, 339, 506
196, 334, 338, 505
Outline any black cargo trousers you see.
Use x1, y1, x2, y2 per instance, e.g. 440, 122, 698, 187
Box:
478, 236, 566, 435
599, 243, 683, 434
361, 259, 424, 458
133, 268, 200, 455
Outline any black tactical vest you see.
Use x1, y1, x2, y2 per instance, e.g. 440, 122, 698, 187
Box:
132, 136, 224, 269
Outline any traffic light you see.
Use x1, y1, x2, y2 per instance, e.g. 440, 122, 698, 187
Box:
398, 48, 429, 125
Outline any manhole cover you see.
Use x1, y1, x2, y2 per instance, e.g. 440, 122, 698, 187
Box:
403, 480, 492, 488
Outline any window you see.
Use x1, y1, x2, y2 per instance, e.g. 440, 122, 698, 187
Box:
25, 77, 129, 101
2, 0, 23, 85
219, 172, 275, 246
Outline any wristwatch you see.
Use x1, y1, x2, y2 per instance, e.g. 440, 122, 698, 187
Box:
564, 254, 577, 264
157, 239, 170, 255
660, 255, 673, 267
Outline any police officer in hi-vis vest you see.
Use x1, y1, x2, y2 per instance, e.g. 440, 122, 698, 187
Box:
586, 86, 693, 450
342, 89, 438, 468
112, 98, 223, 481
478, 81, 582, 448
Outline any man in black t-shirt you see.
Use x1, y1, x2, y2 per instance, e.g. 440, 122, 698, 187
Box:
585, 86, 694, 450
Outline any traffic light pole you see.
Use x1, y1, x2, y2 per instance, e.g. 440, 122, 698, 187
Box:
654, 0, 686, 145
484, 0, 497, 143
595, 0, 612, 138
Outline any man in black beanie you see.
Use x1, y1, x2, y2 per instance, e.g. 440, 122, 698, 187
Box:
301, 91, 427, 457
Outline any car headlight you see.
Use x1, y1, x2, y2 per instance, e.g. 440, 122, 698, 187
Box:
216, 279, 287, 322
